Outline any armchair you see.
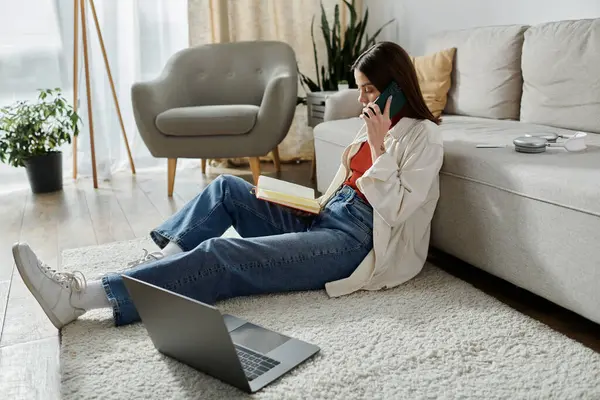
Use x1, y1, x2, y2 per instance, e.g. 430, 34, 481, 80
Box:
131, 41, 298, 196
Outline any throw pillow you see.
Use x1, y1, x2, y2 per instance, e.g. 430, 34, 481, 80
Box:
411, 48, 456, 118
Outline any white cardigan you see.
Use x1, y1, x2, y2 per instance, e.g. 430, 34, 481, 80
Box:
319, 117, 444, 297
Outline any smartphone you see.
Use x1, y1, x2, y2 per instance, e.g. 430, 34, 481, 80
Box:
364, 81, 406, 119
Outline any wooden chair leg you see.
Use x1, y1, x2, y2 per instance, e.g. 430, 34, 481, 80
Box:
271, 146, 281, 172
201, 159, 207, 174
249, 157, 261, 185
168, 158, 177, 197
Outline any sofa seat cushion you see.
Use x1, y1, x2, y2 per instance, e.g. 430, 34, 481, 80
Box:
156, 105, 259, 137
439, 116, 600, 216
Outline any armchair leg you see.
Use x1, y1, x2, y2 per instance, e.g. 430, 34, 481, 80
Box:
168, 158, 177, 197
201, 159, 207, 174
249, 157, 261, 185
271, 147, 281, 172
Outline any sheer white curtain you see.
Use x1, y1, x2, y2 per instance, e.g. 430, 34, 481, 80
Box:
0, 0, 189, 192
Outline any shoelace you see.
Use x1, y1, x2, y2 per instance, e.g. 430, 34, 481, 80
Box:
127, 249, 163, 268
40, 262, 87, 292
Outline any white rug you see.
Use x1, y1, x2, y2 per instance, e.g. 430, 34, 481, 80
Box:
60, 235, 600, 399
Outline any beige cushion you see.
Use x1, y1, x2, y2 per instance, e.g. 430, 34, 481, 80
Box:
156, 105, 259, 137
520, 18, 600, 134
411, 48, 456, 118
426, 25, 528, 120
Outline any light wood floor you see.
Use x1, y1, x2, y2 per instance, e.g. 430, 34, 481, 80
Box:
0, 161, 597, 399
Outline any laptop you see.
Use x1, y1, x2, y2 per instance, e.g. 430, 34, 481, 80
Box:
121, 275, 320, 393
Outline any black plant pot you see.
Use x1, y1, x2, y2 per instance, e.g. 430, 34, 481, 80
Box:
24, 151, 63, 194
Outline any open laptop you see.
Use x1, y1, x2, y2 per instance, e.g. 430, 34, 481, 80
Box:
121, 275, 320, 393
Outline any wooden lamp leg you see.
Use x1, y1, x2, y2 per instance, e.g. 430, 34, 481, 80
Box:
72, 0, 79, 179
80, 0, 98, 188
249, 157, 261, 185
168, 158, 177, 197
272, 146, 281, 172
88, 0, 136, 175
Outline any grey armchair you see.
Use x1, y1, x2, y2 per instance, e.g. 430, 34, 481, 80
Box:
131, 41, 298, 196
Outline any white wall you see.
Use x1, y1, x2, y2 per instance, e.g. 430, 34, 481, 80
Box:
365, 0, 600, 55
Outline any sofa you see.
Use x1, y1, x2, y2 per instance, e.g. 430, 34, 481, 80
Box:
313, 18, 600, 324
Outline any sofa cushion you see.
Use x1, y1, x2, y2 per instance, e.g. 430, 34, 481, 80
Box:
439, 115, 600, 217
426, 25, 528, 120
411, 48, 456, 118
520, 18, 600, 134
156, 105, 259, 137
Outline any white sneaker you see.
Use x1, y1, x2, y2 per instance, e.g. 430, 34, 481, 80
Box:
126, 249, 164, 268
12, 242, 87, 329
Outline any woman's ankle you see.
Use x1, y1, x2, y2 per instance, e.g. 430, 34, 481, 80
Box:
71, 279, 110, 310
161, 241, 183, 257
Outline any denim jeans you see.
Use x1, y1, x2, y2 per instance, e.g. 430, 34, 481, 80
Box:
102, 174, 373, 326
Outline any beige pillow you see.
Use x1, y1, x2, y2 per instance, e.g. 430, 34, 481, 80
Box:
411, 48, 456, 118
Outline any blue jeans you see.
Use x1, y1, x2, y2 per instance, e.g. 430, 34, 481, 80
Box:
102, 174, 373, 326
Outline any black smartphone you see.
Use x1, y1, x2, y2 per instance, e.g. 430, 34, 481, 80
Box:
364, 81, 406, 119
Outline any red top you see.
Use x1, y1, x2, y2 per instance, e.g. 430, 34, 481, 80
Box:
343, 113, 403, 204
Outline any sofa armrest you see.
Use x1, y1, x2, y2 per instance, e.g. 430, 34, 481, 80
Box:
324, 89, 363, 122
131, 63, 187, 156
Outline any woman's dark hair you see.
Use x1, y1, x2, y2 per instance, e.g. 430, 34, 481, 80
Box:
351, 41, 440, 125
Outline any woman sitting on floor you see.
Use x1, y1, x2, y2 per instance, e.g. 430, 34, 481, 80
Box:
12, 41, 444, 329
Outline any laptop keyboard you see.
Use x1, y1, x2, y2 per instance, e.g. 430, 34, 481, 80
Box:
234, 344, 280, 381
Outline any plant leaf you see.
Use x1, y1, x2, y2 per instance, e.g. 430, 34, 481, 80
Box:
320, 1, 333, 87
310, 16, 321, 90
298, 0, 393, 92
0, 87, 80, 168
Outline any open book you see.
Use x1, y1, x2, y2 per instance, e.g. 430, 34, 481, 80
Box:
254, 176, 321, 214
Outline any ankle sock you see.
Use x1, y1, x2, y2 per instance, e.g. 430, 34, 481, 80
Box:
71, 279, 110, 311
161, 241, 183, 257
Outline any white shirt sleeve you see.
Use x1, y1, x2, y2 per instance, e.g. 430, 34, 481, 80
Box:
357, 131, 444, 228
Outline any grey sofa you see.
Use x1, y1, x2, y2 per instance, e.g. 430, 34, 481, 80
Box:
314, 18, 600, 324
131, 41, 298, 196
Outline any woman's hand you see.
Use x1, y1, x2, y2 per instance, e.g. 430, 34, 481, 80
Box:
360, 96, 392, 160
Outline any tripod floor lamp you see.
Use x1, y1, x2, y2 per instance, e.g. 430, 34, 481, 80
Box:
72, 0, 136, 188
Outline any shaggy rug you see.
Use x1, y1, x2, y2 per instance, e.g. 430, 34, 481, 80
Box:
60, 234, 600, 399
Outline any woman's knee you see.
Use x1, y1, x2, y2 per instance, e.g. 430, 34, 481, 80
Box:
214, 174, 252, 198
194, 237, 232, 267
214, 174, 243, 188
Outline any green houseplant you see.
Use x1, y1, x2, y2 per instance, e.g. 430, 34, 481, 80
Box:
299, 0, 394, 94
0, 88, 81, 193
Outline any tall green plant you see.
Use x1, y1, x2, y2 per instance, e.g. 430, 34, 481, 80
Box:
0, 89, 81, 168
299, 0, 394, 94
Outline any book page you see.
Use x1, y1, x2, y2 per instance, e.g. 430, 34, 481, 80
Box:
257, 176, 315, 199
256, 189, 321, 214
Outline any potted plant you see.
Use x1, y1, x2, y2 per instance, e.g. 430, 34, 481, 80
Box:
0, 88, 81, 193
298, 0, 394, 95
